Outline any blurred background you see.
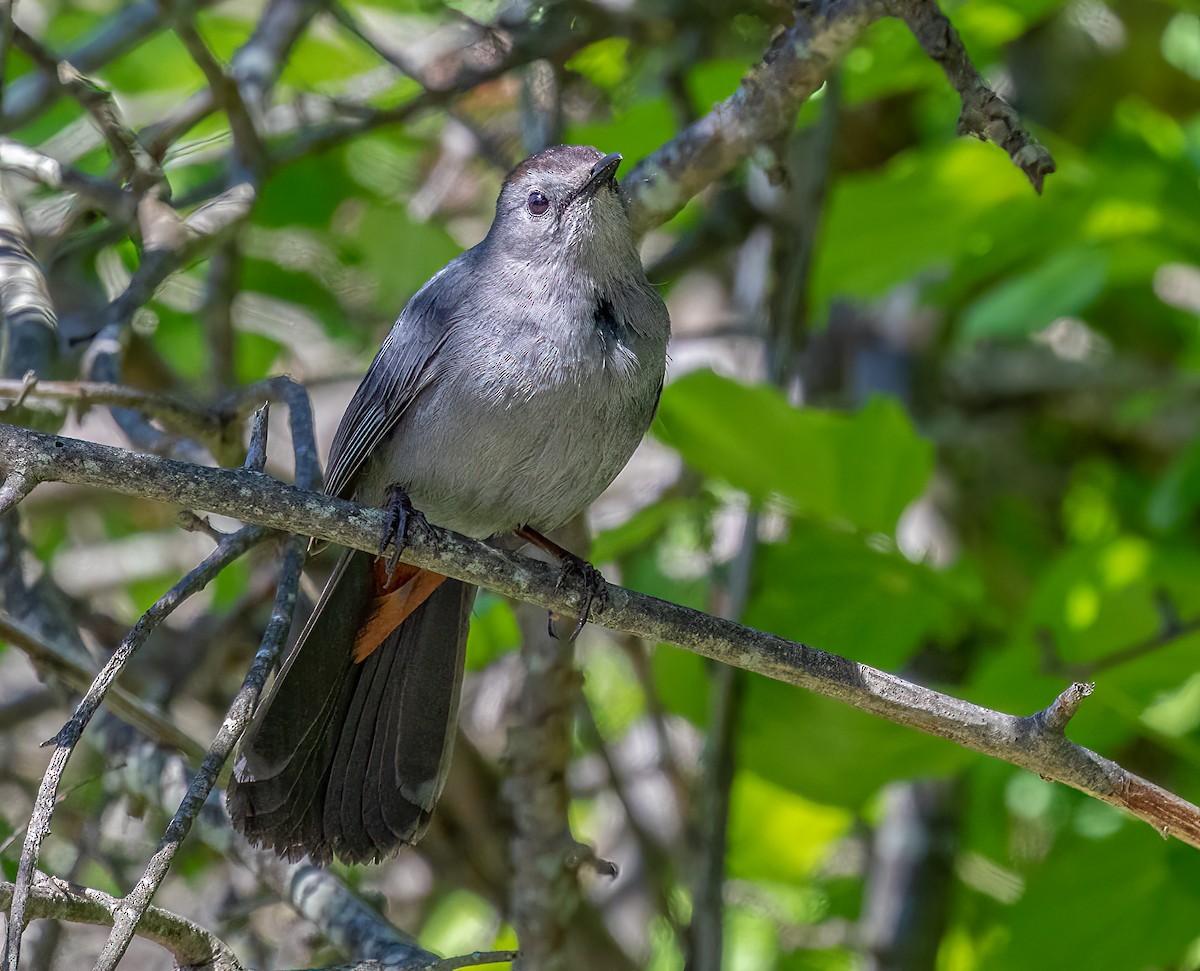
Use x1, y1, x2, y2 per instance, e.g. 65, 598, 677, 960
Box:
1, 0, 1199, 968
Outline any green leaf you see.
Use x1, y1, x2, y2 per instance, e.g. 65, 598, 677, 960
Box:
565, 38, 630, 91
959, 247, 1110, 343
738, 676, 972, 807
465, 595, 519, 670
748, 524, 969, 669
656, 371, 934, 533
984, 823, 1200, 970
813, 140, 1029, 313
726, 771, 852, 883
1147, 433, 1200, 532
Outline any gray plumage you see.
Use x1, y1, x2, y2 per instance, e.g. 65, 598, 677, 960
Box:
227, 145, 670, 864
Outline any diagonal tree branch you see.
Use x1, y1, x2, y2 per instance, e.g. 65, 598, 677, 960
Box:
892, 0, 1055, 192
623, 0, 1054, 236
0, 0, 221, 132
0, 878, 516, 970
93, 533, 308, 971
1, 421, 1196, 854
0, 878, 244, 971
2, 523, 272, 971
0, 611, 207, 760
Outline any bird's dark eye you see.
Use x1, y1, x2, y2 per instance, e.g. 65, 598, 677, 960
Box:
527, 190, 550, 216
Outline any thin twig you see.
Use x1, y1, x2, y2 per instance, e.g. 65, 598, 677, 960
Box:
173, 21, 268, 181
890, 0, 1055, 192
10, 28, 165, 192
80, 180, 256, 460
0, 612, 207, 760
0, 0, 13, 121
0, 879, 244, 971
0, 138, 135, 221
1041, 599, 1200, 680
1034, 682, 1095, 734
216, 373, 321, 490
230, 0, 328, 114
576, 700, 685, 942
2, 523, 270, 971
200, 240, 242, 390
0, 0, 221, 131
93, 533, 307, 971
0, 376, 221, 440
623, 0, 1055, 236
242, 402, 270, 472
424, 950, 519, 970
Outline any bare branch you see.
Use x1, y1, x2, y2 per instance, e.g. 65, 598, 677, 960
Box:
0, 611, 206, 760
230, 0, 328, 113
93, 534, 307, 970
890, 0, 1055, 193
424, 951, 520, 970
624, 0, 1055, 235
243, 402, 271, 472
0, 423, 1196, 855
173, 22, 268, 181
2, 522, 269, 971
1033, 681, 1095, 734
0, 0, 220, 132
216, 374, 322, 490
79, 181, 256, 459
0, 178, 57, 380
625, 0, 879, 236
9, 28, 165, 191
0, 0, 13, 122
266, 862, 439, 967
1041, 590, 1200, 680
201, 241, 242, 389
0, 878, 244, 971
0, 469, 35, 514
0, 376, 218, 440
0, 138, 136, 221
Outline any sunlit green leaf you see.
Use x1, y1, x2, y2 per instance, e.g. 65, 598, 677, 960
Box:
657, 371, 934, 533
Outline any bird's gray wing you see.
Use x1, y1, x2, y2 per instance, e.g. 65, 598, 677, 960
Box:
322, 269, 462, 501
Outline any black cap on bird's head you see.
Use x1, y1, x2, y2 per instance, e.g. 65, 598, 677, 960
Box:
487, 145, 633, 260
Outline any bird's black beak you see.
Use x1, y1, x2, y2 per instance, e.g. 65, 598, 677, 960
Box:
577, 152, 622, 200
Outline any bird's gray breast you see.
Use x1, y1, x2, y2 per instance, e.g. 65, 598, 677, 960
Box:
361, 283, 667, 539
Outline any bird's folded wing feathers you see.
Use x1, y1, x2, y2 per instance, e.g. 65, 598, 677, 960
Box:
322, 277, 464, 501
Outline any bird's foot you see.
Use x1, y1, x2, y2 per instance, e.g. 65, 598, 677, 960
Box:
515, 525, 609, 641
550, 551, 609, 642
381, 484, 435, 580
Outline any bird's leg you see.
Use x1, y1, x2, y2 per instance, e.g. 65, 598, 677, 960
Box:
381, 484, 435, 581
515, 525, 609, 641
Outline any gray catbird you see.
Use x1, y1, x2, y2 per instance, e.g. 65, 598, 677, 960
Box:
226, 145, 670, 864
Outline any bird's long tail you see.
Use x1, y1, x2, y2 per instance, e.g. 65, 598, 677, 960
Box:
227, 548, 474, 864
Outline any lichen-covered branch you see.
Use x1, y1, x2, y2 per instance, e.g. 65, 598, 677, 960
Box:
890, 0, 1055, 192
623, 0, 1055, 235
2, 523, 271, 971
0, 611, 206, 759
0, 879, 244, 971
0, 422, 1194, 854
